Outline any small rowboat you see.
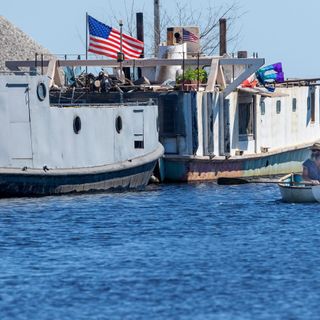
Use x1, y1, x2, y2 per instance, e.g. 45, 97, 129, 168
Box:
278, 173, 320, 203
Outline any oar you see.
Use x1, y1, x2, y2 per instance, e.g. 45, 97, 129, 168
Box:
217, 177, 279, 185
217, 177, 316, 186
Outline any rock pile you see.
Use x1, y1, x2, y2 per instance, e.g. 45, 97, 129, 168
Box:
0, 16, 51, 71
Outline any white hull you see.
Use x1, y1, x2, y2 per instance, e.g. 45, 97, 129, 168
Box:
278, 174, 320, 203
0, 145, 163, 196
0, 74, 163, 196
279, 185, 315, 203
311, 186, 320, 202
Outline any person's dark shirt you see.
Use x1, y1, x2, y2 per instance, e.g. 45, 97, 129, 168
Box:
303, 159, 320, 180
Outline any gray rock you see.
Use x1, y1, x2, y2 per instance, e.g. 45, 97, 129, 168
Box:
0, 16, 52, 71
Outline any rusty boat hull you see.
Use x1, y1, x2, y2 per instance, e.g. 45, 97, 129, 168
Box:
161, 145, 310, 182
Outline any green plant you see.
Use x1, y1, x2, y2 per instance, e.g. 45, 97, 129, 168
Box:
176, 68, 208, 84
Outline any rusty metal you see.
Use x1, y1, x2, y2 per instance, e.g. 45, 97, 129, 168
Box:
162, 145, 310, 182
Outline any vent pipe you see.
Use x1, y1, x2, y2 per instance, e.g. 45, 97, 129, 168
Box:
219, 18, 227, 56
136, 12, 144, 78
154, 0, 160, 57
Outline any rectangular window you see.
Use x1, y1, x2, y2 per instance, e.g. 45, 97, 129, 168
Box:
260, 100, 265, 115
311, 91, 315, 122
159, 93, 186, 137
292, 98, 297, 112
134, 140, 144, 149
239, 101, 254, 136
276, 100, 281, 114
133, 109, 144, 149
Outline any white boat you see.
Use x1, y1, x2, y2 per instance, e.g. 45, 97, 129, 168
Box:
0, 61, 164, 196
278, 173, 320, 203
139, 26, 320, 182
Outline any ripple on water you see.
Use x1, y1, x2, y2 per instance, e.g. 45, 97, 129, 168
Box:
0, 183, 320, 320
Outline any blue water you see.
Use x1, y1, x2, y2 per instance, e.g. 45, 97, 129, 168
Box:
0, 183, 320, 320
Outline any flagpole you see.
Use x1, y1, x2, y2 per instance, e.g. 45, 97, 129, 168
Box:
118, 19, 124, 82
85, 12, 88, 74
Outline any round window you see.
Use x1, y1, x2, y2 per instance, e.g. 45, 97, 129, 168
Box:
37, 82, 47, 101
115, 116, 122, 133
73, 116, 81, 134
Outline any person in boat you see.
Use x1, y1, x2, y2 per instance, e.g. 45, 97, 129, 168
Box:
302, 143, 320, 184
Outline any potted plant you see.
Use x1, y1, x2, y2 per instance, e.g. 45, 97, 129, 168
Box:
176, 68, 207, 90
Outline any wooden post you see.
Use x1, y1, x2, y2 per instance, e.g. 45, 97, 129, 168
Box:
154, 0, 160, 57
182, 51, 185, 91
219, 18, 227, 56
197, 52, 200, 91
41, 54, 44, 75
136, 12, 144, 79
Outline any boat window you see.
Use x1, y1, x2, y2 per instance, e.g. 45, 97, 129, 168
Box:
276, 100, 281, 114
115, 116, 122, 134
159, 93, 185, 136
260, 100, 265, 115
73, 116, 81, 134
134, 140, 144, 149
239, 101, 254, 135
133, 110, 144, 149
37, 82, 46, 101
311, 91, 315, 122
292, 98, 297, 112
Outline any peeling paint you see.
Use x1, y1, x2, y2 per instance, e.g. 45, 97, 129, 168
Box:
163, 147, 310, 182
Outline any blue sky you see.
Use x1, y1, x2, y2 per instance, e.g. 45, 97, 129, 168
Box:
1, 0, 319, 78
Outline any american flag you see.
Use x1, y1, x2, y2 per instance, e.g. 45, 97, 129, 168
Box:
88, 15, 144, 60
182, 28, 199, 43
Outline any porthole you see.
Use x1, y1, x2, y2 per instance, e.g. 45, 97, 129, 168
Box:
73, 116, 81, 134
37, 82, 47, 101
115, 116, 122, 133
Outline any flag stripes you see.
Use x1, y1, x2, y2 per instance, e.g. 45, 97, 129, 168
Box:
88, 15, 143, 60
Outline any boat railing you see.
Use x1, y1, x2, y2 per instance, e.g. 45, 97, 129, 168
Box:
5, 55, 265, 97
49, 86, 159, 105
50, 98, 158, 108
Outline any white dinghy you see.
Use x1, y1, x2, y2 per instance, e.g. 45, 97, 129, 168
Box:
278, 173, 320, 203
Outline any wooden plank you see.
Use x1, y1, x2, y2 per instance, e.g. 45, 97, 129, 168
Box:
222, 59, 265, 97
6, 57, 265, 70
6, 57, 221, 70
47, 59, 63, 87
217, 66, 226, 89
220, 58, 265, 66
206, 59, 219, 91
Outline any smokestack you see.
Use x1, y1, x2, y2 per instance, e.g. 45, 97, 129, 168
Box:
136, 12, 144, 78
219, 18, 227, 56
154, 0, 160, 57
